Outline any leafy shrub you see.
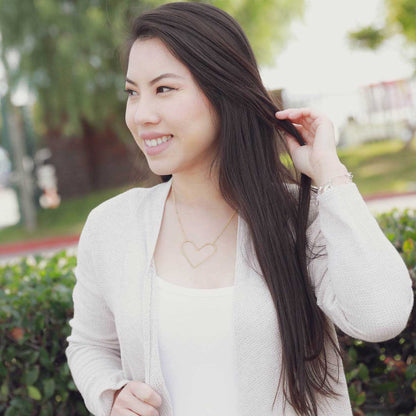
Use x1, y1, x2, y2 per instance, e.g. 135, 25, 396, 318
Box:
0, 250, 92, 416
0, 208, 415, 415
342, 208, 416, 416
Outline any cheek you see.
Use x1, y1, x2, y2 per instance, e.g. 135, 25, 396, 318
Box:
183, 94, 217, 134
125, 105, 142, 149
125, 103, 134, 129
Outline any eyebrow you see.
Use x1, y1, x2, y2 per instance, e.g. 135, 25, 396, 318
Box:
125, 73, 185, 86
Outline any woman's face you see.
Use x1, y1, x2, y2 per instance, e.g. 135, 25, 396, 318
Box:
125, 37, 220, 177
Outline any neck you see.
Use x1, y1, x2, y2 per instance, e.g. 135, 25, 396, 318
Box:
169, 171, 234, 216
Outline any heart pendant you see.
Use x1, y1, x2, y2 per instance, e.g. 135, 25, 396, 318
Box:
181, 240, 217, 268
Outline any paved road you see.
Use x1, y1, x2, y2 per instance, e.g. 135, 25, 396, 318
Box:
366, 193, 416, 215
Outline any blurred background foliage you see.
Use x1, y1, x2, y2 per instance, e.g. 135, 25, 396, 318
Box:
348, 0, 416, 63
0, 0, 415, 241
0, 0, 304, 141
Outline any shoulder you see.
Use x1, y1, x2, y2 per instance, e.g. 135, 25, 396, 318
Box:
87, 187, 148, 225
84, 180, 169, 234
78, 182, 168, 254
84, 180, 169, 230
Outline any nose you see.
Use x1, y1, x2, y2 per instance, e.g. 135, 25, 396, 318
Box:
133, 96, 160, 126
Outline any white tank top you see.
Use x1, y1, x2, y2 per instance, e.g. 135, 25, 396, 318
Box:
156, 274, 240, 415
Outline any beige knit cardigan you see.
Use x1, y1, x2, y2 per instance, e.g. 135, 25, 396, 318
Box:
65, 178, 414, 416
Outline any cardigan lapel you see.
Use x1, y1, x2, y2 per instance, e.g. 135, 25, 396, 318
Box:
142, 178, 175, 416
140, 178, 281, 416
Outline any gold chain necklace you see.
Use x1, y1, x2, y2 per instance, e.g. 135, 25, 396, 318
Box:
172, 182, 237, 269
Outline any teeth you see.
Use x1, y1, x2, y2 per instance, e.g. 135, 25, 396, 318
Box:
145, 135, 172, 147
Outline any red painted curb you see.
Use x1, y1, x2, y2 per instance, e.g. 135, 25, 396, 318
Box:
1, 190, 416, 257
363, 191, 416, 202
0, 235, 79, 255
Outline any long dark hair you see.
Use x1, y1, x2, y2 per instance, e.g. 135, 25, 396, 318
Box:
122, 2, 343, 414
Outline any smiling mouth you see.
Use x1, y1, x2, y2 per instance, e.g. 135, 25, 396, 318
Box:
144, 135, 174, 147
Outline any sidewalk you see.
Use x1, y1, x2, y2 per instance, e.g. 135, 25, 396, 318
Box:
1, 191, 415, 265
365, 190, 416, 215
0, 235, 80, 257
0, 235, 79, 266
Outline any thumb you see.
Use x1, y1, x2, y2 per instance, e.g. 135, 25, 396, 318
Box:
283, 131, 300, 158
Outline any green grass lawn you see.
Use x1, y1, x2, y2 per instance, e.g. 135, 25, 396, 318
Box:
1, 138, 415, 245
337, 138, 416, 195
0, 184, 134, 245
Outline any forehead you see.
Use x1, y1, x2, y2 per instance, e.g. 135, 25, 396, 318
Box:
127, 37, 189, 79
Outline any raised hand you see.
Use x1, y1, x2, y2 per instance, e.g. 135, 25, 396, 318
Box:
275, 107, 348, 186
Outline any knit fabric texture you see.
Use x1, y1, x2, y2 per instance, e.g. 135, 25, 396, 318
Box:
65, 178, 414, 416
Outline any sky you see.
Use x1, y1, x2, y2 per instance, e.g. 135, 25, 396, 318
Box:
2, 0, 415, 111
259, 0, 415, 95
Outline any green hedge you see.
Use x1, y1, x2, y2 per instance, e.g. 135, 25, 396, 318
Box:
342, 208, 416, 416
0, 251, 90, 416
0, 208, 415, 416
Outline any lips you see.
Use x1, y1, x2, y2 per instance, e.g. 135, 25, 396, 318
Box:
144, 134, 173, 147
143, 134, 174, 156
140, 132, 173, 141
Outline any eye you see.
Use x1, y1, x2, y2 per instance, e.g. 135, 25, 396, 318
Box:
157, 86, 174, 94
124, 86, 175, 97
124, 88, 137, 97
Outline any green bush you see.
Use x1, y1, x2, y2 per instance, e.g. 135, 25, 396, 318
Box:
342, 208, 416, 416
0, 250, 92, 416
0, 208, 415, 415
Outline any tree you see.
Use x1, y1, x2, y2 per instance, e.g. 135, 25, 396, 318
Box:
0, 0, 304, 190
0, 0, 304, 138
347, 0, 416, 61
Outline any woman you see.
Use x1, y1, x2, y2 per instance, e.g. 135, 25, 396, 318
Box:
65, 2, 414, 416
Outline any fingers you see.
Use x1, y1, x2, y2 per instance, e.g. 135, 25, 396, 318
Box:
292, 123, 314, 142
279, 118, 312, 145
130, 381, 162, 408
275, 107, 330, 142
132, 399, 160, 416
111, 381, 162, 416
276, 107, 323, 131
275, 107, 320, 121
284, 131, 300, 156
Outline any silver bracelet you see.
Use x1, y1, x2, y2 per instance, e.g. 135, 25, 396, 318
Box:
311, 172, 354, 195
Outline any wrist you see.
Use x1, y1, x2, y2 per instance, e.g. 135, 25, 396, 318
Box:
311, 162, 349, 187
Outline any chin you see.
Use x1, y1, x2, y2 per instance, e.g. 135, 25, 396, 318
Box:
148, 165, 173, 177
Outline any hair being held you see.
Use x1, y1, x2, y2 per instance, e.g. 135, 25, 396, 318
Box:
121, 3, 343, 415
